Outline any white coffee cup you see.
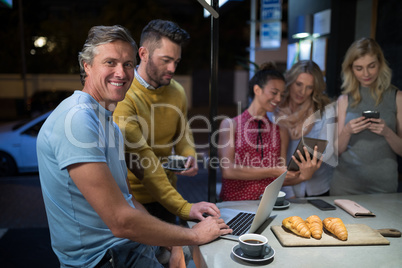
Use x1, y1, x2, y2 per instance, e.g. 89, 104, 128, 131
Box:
275, 191, 286, 206
238, 233, 271, 257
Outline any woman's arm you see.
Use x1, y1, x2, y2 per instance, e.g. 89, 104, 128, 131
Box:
279, 126, 289, 166
218, 118, 286, 180
336, 95, 350, 155
368, 90, 402, 156
336, 94, 371, 155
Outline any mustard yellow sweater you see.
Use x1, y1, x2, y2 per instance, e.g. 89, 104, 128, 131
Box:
113, 78, 196, 220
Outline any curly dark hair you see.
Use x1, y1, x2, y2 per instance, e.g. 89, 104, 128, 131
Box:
248, 62, 285, 98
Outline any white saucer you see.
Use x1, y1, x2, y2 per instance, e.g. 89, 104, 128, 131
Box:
232, 244, 275, 262
162, 162, 189, 172
273, 200, 290, 210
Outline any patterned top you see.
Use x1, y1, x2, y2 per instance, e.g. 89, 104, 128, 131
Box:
220, 110, 282, 201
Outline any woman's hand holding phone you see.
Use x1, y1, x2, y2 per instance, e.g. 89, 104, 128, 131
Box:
344, 116, 371, 134
368, 118, 389, 136
293, 146, 323, 182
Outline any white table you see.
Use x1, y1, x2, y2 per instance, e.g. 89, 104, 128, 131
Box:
190, 193, 402, 268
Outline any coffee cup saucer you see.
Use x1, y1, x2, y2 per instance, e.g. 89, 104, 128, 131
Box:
273, 200, 290, 210
162, 162, 189, 172
232, 244, 275, 262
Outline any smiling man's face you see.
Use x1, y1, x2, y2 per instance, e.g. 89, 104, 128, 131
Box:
83, 40, 135, 110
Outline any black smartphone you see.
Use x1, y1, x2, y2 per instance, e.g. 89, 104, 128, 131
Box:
362, 110, 380, 119
308, 199, 336, 211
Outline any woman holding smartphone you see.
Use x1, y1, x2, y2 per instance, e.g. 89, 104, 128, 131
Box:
330, 38, 402, 195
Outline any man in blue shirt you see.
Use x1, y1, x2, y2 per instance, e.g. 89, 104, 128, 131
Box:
37, 25, 231, 268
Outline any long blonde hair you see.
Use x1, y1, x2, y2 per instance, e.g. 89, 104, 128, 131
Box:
341, 37, 392, 107
281, 60, 330, 114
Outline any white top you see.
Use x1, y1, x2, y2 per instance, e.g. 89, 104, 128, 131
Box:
268, 102, 337, 197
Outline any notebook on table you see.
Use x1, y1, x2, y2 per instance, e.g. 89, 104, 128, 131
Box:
220, 171, 286, 241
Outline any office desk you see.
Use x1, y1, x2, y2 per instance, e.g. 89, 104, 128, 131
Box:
191, 193, 402, 268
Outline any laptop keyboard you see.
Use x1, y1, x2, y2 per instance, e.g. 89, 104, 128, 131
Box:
226, 212, 255, 236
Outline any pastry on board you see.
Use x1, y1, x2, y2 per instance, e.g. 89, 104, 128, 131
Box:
323, 217, 348, 241
305, 215, 323, 239
282, 216, 311, 238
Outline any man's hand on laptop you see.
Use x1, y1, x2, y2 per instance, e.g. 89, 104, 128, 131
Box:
190, 201, 221, 221
192, 216, 232, 244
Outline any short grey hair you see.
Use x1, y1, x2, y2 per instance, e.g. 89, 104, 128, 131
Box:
78, 25, 138, 85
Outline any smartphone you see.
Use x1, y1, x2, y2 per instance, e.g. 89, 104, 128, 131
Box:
308, 199, 336, 211
362, 110, 380, 119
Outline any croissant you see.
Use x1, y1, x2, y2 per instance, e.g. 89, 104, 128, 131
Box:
305, 215, 323, 239
323, 217, 348, 241
282, 216, 311, 238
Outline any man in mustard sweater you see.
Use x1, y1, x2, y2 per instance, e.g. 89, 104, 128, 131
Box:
114, 20, 220, 223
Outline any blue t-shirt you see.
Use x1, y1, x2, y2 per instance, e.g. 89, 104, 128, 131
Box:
37, 91, 133, 267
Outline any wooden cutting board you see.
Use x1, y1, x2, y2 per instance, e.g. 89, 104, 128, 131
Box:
271, 224, 390, 246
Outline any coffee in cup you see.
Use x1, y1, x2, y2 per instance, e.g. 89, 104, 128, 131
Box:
167, 155, 187, 169
275, 190, 286, 206
239, 233, 271, 257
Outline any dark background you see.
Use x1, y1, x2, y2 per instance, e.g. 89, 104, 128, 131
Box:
1, 0, 401, 103
376, 0, 402, 94
0, 0, 258, 107
0, 0, 251, 75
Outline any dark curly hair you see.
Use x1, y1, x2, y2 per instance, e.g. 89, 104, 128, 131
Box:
248, 62, 285, 98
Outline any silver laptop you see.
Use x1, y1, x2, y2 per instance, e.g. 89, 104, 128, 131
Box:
220, 171, 286, 240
